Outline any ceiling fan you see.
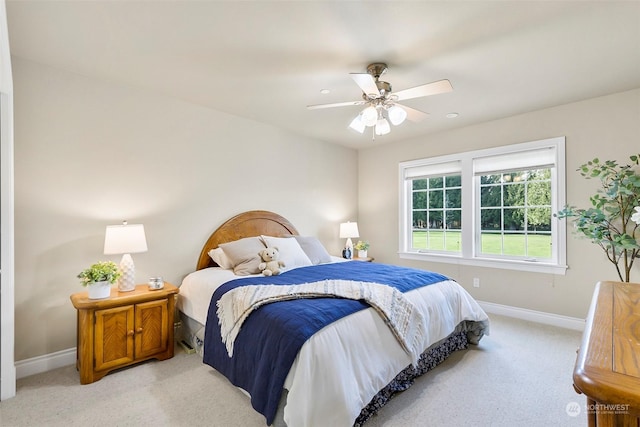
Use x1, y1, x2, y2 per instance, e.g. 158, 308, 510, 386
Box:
307, 63, 453, 137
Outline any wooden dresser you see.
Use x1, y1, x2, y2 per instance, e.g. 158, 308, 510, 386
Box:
573, 281, 640, 426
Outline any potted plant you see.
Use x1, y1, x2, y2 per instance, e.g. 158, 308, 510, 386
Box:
77, 261, 121, 299
556, 154, 640, 282
354, 240, 370, 258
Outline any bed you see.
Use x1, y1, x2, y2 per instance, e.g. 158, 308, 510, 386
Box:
177, 210, 489, 427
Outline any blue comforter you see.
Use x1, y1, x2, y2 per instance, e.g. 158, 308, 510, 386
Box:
203, 261, 448, 425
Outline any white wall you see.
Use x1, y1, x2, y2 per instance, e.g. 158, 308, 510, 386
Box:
12, 57, 358, 361
0, 0, 16, 400
358, 89, 640, 319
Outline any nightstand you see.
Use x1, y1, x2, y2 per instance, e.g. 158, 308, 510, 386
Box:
353, 256, 374, 262
70, 283, 179, 384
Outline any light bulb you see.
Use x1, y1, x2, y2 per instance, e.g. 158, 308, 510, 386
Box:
361, 105, 378, 127
375, 118, 390, 135
387, 105, 407, 126
348, 115, 365, 133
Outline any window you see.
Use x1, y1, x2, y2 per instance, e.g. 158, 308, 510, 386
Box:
399, 137, 566, 274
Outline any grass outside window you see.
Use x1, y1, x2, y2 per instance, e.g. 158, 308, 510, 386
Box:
412, 230, 552, 258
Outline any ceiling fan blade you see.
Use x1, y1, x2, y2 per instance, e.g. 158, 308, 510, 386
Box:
397, 104, 430, 122
307, 100, 366, 110
350, 73, 380, 98
394, 79, 453, 101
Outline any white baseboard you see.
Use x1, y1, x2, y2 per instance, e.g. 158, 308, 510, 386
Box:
478, 300, 585, 331
14, 302, 584, 379
15, 347, 76, 379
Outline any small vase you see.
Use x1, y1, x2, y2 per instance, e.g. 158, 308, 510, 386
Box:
87, 280, 112, 299
357, 250, 368, 258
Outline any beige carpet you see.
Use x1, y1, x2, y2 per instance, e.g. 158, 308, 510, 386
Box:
0, 314, 587, 426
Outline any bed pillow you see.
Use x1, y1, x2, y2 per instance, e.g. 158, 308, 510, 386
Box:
207, 247, 234, 269
219, 237, 266, 276
261, 235, 313, 270
293, 235, 333, 265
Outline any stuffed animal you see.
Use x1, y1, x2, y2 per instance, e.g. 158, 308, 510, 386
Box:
258, 247, 285, 276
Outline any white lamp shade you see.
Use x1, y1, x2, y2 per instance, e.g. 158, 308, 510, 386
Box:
375, 118, 390, 135
387, 105, 407, 126
348, 115, 365, 133
104, 223, 148, 255
361, 106, 378, 127
339, 222, 360, 239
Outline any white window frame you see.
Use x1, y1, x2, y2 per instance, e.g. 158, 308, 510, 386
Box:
399, 137, 567, 275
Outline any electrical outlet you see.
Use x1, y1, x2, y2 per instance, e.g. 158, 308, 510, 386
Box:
473, 278, 480, 288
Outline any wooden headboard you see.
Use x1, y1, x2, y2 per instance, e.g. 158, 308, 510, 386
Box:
196, 210, 300, 270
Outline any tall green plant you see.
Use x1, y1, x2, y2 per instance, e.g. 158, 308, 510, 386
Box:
556, 155, 640, 282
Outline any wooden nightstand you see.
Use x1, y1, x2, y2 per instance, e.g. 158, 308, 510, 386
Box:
70, 283, 179, 384
353, 256, 374, 262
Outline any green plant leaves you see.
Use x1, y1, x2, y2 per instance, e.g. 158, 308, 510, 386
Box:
558, 154, 640, 281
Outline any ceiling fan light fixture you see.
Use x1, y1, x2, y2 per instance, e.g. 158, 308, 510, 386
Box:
348, 115, 365, 134
361, 105, 378, 127
375, 117, 390, 135
387, 105, 407, 126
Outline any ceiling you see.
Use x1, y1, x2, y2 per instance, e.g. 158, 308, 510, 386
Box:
6, 1, 640, 149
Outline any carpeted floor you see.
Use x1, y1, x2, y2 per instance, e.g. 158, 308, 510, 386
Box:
0, 314, 587, 426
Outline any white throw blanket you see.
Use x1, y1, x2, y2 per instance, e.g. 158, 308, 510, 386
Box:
216, 279, 425, 366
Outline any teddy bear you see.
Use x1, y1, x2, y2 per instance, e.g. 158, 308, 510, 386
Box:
258, 247, 285, 276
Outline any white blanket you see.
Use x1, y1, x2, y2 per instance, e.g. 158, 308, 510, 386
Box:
216, 279, 425, 365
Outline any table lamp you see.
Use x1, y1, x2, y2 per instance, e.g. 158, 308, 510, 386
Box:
339, 221, 359, 259
104, 221, 148, 292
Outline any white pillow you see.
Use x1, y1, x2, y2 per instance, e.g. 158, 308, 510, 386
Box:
293, 235, 333, 265
260, 235, 313, 270
208, 247, 234, 269
219, 237, 266, 276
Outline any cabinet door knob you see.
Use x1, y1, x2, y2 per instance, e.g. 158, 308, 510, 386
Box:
136, 328, 143, 333
127, 330, 134, 336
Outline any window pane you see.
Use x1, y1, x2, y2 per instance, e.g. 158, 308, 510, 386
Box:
529, 169, 550, 181
504, 208, 524, 231
481, 174, 501, 185
526, 234, 552, 258
412, 211, 427, 229
428, 190, 443, 208
413, 191, 427, 209
481, 232, 502, 255
427, 231, 445, 251
504, 182, 525, 207
481, 209, 501, 231
444, 230, 462, 252
445, 175, 461, 187
445, 188, 461, 208
480, 185, 501, 207
428, 177, 443, 188
427, 210, 443, 229
503, 233, 525, 255
446, 210, 461, 230
528, 180, 551, 205
412, 230, 426, 248
412, 179, 428, 190
527, 207, 551, 231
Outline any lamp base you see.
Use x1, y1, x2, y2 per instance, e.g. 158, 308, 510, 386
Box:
117, 253, 136, 292
343, 237, 354, 259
